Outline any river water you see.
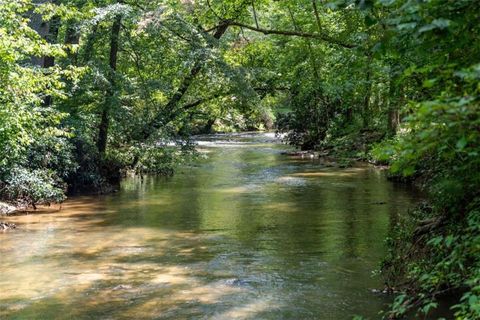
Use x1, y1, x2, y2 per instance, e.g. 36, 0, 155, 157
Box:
0, 133, 418, 319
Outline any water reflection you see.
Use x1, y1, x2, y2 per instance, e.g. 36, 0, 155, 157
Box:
0, 133, 418, 319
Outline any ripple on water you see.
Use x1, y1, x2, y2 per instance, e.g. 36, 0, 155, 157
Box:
0, 133, 421, 320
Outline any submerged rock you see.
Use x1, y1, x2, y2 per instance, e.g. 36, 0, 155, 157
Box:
225, 278, 249, 286
0, 222, 17, 230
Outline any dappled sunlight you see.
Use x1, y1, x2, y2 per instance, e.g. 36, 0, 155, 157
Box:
0, 133, 419, 319
0, 224, 206, 304
0, 0, 472, 314
262, 202, 298, 213
121, 279, 247, 319
150, 266, 193, 286
291, 167, 368, 178
214, 185, 260, 194
211, 297, 279, 319
275, 176, 307, 186
179, 281, 243, 304
0, 225, 252, 319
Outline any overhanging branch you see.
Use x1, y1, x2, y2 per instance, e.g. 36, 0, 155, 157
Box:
207, 20, 356, 49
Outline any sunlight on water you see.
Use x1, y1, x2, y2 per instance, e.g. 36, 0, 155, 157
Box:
0, 133, 419, 319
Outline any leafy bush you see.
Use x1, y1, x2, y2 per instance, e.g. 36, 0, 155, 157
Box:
66, 137, 121, 194
0, 167, 66, 208
374, 95, 480, 319
27, 135, 78, 179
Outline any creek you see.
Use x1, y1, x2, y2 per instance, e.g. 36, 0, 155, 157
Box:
0, 133, 419, 319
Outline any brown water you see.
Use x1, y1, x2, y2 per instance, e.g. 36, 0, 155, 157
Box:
0, 133, 418, 319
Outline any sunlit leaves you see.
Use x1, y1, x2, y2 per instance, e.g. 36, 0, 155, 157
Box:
0, 0, 75, 178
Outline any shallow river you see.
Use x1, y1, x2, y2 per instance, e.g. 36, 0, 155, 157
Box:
0, 133, 419, 319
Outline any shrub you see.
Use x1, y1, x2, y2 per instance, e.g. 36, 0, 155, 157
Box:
374, 97, 480, 318
0, 167, 66, 209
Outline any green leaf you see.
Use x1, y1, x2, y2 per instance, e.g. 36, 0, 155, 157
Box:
379, 0, 396, 6
423, 79, 436, 88
456, 137, 467, 150
397, 22, 417, 31
419, 19, 451, 33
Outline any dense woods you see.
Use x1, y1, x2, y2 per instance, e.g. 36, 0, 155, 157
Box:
1, 0, 479, 318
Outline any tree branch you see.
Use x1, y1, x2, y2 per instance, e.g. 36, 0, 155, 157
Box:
138, 21, 230, 142
312, 0, 322, 33
226, 20, 356, 49
252, 0, 259, 28
163, 91, 230, 126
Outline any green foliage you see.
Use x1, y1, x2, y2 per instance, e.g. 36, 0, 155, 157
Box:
133, 143, 197, 176
0, 167, 66, 208
1, 1, 479, 317
27, 135, 78, 179
370, 0, 480, 317
65, 136, 112, 193
0, 0, 77, 206
381, 200, 480, 319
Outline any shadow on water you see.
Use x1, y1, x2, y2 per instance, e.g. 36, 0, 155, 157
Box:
0, 133, 422, 319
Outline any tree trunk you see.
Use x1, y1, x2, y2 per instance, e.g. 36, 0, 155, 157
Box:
252, 1, 259, 28
388, 92, 402, 136
312, 0, 322, 32
42, 15, 60, 106
362, 54, 373, 128
28, 0, 60, 106
82, 25, 98, 64
387, 108, 400, 135
64, 20, 80, 63
387, 71, 401, 135
204, 118, 216, 134
29, 0, 51, 67
97, 14, 122, 155
29, 1, 60, 67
